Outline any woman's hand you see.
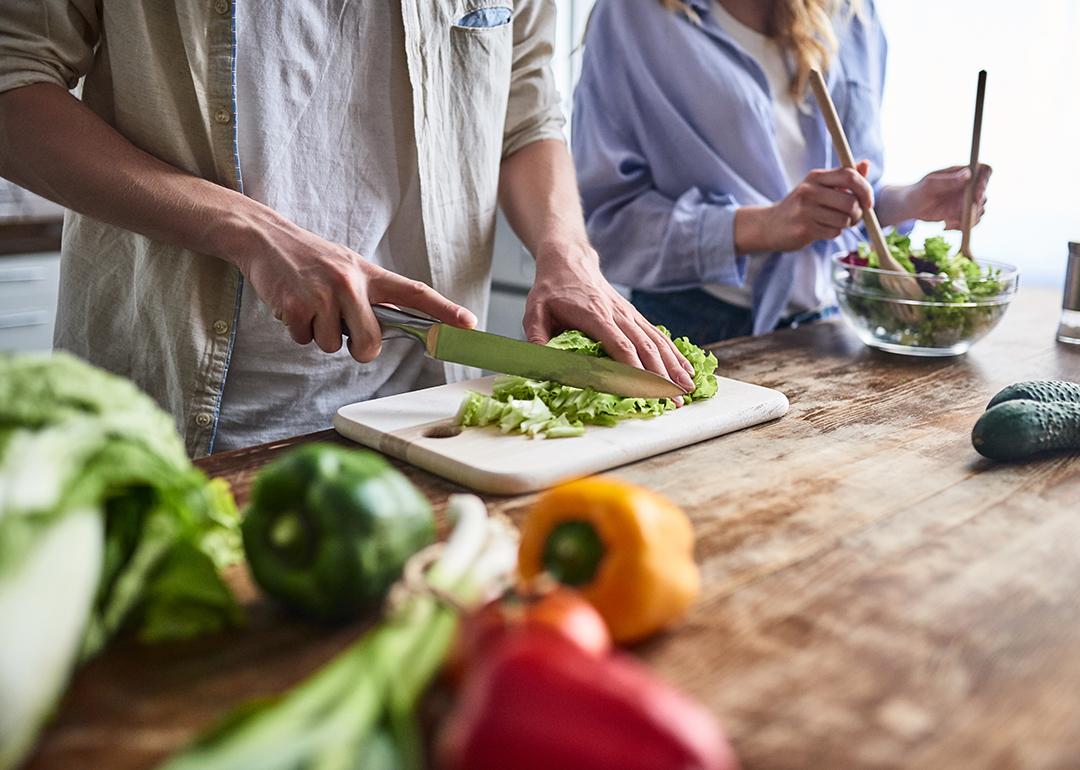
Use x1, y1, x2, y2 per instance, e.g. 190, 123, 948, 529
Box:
875, 164, 991, 228
734, 161, 874, 254
525, 241, 696, 394
237, 217, 476, 363
910, 164, 991, 229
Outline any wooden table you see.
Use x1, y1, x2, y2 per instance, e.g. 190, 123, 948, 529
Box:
27, 287, 1080, 770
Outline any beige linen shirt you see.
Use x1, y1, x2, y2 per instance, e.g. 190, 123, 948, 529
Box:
0, 0, 564, 457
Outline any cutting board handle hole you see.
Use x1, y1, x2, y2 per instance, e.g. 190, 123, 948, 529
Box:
424, 423, 462, 439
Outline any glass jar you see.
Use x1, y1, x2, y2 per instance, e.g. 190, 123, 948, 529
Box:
1058, 243, 1080, 344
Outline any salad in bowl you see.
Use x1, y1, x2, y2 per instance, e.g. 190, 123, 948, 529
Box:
832, 232, 1019, 357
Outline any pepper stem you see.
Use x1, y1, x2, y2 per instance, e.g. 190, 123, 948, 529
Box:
542, 521, 604, 587
268, 512, 311, 566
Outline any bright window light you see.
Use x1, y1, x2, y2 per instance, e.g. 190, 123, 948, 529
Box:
877, 0, 1080, 286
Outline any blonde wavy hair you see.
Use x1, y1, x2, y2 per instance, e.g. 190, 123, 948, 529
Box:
661, 0, 863, 96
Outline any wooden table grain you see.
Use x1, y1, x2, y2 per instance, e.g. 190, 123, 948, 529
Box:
26, 287, 1080, 770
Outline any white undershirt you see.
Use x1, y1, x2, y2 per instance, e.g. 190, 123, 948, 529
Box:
216, 0, 442, 452
706, 1, 826, 317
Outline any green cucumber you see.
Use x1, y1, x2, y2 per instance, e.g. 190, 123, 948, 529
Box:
972, 399, 1080, 461
987, 380, 1080, 410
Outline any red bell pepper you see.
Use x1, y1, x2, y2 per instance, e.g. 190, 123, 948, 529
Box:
437, 629, 739, 770
446, 586, 612, 685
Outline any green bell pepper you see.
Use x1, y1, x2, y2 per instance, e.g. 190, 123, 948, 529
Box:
241, 444, 434, 622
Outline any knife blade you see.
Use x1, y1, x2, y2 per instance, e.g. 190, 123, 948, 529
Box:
364, 305, 687, 399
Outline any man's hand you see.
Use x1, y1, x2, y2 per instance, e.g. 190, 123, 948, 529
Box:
497, 139, 695, 394
237, 221, 476, 363
0, 84, 475, 367
525, 242, 696, 393
734, 162, 874, 254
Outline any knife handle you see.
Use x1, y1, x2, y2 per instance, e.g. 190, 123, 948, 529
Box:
341, 305, 436, 346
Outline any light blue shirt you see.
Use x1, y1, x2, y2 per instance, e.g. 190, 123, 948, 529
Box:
573, 0, 889, 334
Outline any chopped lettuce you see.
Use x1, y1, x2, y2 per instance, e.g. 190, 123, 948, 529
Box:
456, 328, 718, 438
922, 236, 951, 266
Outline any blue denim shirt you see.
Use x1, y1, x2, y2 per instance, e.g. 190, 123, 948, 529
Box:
573, 0, 889, 334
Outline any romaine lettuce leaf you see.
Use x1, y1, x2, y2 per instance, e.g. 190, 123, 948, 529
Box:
0, 352, 242, 770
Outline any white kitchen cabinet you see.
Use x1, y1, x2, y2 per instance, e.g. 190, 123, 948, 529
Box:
0, 251, 61, 353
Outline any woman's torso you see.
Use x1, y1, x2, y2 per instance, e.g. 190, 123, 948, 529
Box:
702, 0, 826, 316
573, 0, 888, 333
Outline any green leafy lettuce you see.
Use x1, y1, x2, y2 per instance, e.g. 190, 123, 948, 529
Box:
456, 328, 718, 438
846, 232, 1009, 348
0, 353, 241, 770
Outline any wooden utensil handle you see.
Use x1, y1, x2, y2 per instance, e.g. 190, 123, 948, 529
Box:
961, 70, 987, 257
807, 69, 891, 265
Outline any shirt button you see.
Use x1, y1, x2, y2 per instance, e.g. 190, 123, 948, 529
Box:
214, 0, 230, 14
212, 319, 230, 335
195, 412, 213, 428
214, 108, 232, 124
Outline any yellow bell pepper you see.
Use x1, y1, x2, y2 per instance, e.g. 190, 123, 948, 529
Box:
518, 477, 700, 644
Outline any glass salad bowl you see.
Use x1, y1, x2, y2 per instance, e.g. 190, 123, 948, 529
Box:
831, 253, 1020, 357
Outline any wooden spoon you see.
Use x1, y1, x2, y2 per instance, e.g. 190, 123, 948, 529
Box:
960, 70, 987, 257
808, 69, 923, 321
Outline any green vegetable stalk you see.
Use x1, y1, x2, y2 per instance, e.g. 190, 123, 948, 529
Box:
456, 329, 719, 438
0, 353, 242, 770
160, 495, 518, 770
241, 444, 436, 622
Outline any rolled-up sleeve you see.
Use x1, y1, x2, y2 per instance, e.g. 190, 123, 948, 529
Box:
501, 0, 566, 157
0, 1, 100, 95
571, 10, 747, 292
573, 93, 747, 291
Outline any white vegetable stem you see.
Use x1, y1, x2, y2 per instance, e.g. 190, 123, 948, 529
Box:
429, 494, 518, 606
0, 507, 103, 770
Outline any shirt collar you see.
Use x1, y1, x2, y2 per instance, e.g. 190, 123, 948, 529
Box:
685, 0, 710, 16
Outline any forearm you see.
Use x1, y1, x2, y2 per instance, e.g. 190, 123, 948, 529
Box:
0, 83, 285, 270
874, 184, 920, 227
498, 138, 591, 261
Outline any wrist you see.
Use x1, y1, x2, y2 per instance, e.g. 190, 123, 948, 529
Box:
533, 237, 598, 271
733, 205, 772, 254
876, 184, 920, 227
207, 199, 294, 272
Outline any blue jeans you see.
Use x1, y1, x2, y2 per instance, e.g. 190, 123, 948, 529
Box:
631, 288, 753, 345
631, 288, 836, 346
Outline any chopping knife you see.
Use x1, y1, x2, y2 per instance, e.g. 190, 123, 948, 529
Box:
358, 305, 688, 399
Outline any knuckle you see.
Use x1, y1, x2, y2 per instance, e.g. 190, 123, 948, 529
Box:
583, 297, 609, 318
281, 300, 307, 325
329, 268, 352, 292
348, 338, 380, 363
637, 339, 659, 359
608, 337, 635, 356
